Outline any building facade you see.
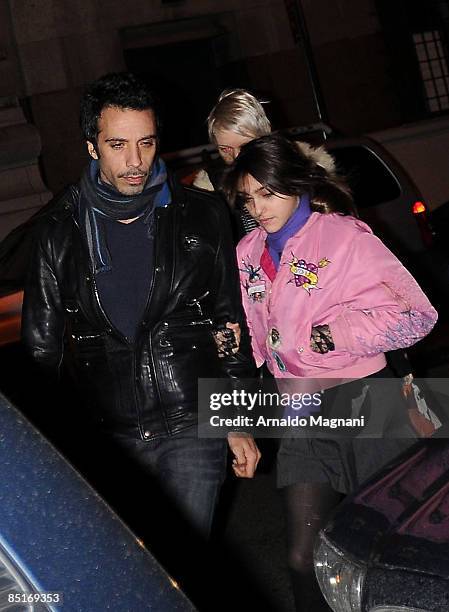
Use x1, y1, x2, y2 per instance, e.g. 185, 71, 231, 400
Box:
1, 0, 447, 192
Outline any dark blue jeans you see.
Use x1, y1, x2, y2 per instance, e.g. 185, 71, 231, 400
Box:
109, 427, 228, 539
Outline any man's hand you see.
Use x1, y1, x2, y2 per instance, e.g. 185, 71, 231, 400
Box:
227, 433, 261, 478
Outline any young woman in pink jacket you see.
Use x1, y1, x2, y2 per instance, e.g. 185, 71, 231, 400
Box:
224, 133, 438, 611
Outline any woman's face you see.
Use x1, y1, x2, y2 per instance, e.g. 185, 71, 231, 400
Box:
214, 129, 254, 164
239, 174, 298, 233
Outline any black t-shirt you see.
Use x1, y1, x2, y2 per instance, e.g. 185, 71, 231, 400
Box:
95, 215, 153, 340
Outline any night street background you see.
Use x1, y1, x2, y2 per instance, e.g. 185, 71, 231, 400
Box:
2, 0, 449, 609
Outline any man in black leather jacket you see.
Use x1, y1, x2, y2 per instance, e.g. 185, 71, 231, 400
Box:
21, 72, 260, 542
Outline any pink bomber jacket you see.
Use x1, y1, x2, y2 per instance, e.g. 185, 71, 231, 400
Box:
236, 212, 437, 380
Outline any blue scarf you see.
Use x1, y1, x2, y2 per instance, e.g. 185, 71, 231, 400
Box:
266, 194, 311, 269
78, 157, 171, 274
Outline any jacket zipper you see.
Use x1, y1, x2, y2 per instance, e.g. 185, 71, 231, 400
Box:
137, 209, 165, 434
73, 214, 146, 433
71, 215, 130, 344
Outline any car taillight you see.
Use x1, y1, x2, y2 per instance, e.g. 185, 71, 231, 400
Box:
412, 201, 434, 247
413, 201, 427, 215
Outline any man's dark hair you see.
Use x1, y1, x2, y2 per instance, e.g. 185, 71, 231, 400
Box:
80, 72, 159, 143
224, 132, 356, 217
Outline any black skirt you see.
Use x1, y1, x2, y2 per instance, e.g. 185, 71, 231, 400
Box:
277, 367, 417, 492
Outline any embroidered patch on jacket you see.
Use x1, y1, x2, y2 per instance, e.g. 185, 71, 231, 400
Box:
286, 253, 330, 294
240, 258, 266, 302
272, 351, 287, 373
268, 327, 281, 349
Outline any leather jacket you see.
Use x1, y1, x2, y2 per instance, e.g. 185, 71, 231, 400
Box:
21, 174, 256, 440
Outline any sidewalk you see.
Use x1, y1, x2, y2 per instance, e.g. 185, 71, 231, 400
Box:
219, 441, 295, 612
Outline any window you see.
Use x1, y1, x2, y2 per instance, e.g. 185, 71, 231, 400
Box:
413, 30, 449, 112
376, 0, 449, 120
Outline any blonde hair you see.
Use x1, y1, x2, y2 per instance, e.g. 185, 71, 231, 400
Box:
207, 89, 271, 142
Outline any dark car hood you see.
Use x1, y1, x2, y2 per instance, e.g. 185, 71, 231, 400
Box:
0, 393, 194, 610
323, 440, 449, 578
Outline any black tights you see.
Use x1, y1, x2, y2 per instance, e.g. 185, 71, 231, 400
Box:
283, 482, 343, 612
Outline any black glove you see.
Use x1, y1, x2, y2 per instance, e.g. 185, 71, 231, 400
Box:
213, 323, 238, 357
310, 324, 335, 354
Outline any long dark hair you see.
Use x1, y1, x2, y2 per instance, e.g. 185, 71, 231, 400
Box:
223, 133, 356, 216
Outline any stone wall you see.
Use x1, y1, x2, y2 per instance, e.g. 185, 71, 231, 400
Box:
0, 99, 52, 241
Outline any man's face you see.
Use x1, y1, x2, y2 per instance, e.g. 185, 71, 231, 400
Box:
87, 106, 157, 196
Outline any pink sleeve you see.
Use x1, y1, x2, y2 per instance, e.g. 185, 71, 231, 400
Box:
236, 243, 266, 367
329, 232, 437, 356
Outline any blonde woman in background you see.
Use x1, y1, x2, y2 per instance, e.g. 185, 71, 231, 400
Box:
195, 88, 333, 236
194, 88, 271, 235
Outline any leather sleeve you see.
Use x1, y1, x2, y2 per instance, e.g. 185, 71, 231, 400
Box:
209, 199, 256, 379
21, 223, 65, 378
0, 188, 76, 292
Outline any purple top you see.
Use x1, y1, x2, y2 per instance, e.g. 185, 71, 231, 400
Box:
265, 194, 311, 269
